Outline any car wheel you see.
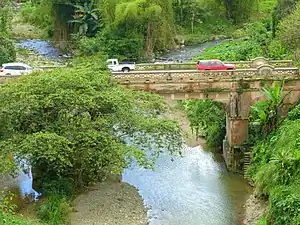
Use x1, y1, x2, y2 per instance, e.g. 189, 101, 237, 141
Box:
122, 67, 130, 72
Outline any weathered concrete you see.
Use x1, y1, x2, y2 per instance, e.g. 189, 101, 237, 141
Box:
113, 63, 300, 171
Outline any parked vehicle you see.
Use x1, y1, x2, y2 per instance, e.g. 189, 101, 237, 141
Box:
0, 63, 33, 75
106, 59, 136, 72
196, 60, 236, 70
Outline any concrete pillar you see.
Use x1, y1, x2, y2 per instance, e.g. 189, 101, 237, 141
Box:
223, 91, 251, 171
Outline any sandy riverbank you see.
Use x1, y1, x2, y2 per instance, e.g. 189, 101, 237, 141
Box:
70, 177, 147, 225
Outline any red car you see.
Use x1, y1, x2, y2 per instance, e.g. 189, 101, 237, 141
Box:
196, 60, 236, 70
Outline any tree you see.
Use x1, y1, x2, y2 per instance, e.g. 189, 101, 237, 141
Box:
113, 0, 176, 55
219, 0, 256, 23
0, 55, 183, 187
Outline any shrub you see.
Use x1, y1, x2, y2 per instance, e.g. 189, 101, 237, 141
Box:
38, 179, 73, 200
0, 36, 16, 65
194, 39, 263, 61
37, 196, 70, 225
0, 211, 38, 225
268, 185, 300, 225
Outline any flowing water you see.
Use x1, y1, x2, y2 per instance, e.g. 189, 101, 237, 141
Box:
155, 40, 228, 63
17, 39, 62, 59
123, 146, 251, 225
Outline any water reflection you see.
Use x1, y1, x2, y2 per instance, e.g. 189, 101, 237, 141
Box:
123, 145, 250, 225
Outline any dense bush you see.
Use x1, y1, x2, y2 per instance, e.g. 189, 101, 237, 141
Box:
0, 55, 182, 187
268, 185, 300, 225
73, 29, 144, 60
248, 106, 300, 224
180, 100, 226, 149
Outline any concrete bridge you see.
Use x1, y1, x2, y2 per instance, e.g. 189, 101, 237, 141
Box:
113, 57, 300, 171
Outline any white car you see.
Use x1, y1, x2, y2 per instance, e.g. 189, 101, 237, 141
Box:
0, 63, 33, 76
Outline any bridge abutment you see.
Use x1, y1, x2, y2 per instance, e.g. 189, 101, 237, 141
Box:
223, 91, 251, 171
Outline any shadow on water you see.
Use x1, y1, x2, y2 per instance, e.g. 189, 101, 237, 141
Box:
122, 145, 252, 225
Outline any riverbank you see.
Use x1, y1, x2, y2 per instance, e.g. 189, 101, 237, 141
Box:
70, 177, 147, 225
242, 194, 267, 225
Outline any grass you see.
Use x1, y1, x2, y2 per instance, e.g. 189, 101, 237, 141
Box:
255, 216, 267, 225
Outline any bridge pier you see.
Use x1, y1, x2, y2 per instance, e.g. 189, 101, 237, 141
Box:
223, 92, 251, 171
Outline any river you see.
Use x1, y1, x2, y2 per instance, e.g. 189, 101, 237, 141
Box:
18, 39, 252, 225
123, 146, 251, 225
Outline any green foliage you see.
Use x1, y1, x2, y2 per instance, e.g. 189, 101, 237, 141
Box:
194, 39, 262, 61
248, 101, 300, 224
20, 1, 53, 36
0, 211, 39, 225
250, 81, 287, 138
0, 55, 182, 187
277, 2, 300, 51
221, 0, 257, 23
69, 1, 100, 36
194, 21, 273, 61
255, 216, 267, 225
180, 100, 226, 149
268, 185, 300, 225
37, 178, 73, 200
272, 0, 299, 35
0, 36, 16, 65
0, 7, 12, 34
73, 29, 144, 60
0, 7, 16, 65
37, 196, 70, 225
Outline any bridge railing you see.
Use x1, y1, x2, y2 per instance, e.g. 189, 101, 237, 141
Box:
136, 57, 294, 71
113, 66, 299, 84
